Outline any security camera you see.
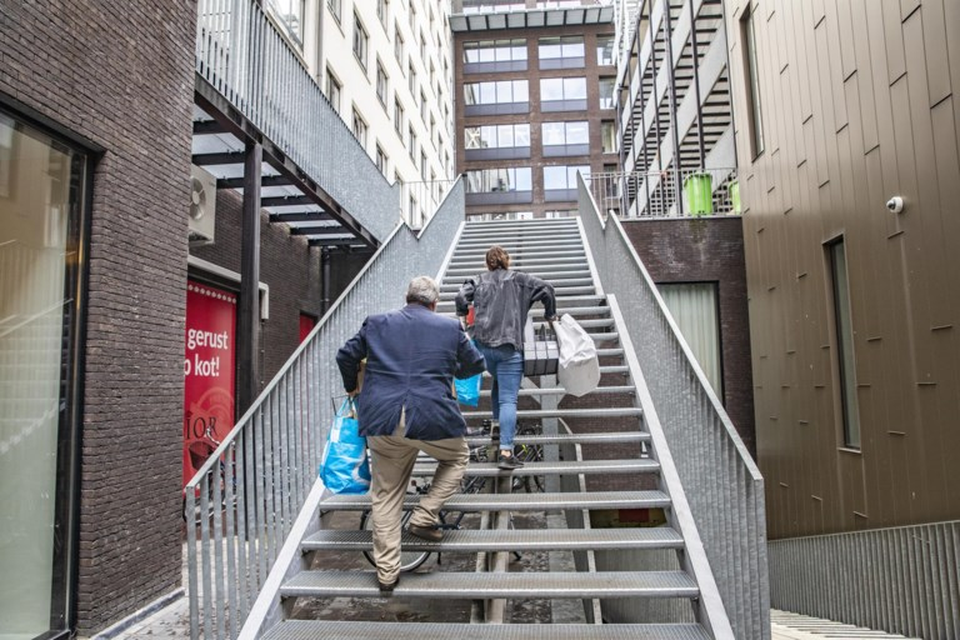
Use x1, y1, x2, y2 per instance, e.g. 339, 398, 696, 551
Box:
886, 196, 904, 214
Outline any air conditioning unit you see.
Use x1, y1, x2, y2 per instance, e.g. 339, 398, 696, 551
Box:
189, 165, 217, 246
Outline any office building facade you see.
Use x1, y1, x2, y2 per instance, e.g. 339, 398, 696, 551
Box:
451, 1, 618, 220
725, 0, 960, 636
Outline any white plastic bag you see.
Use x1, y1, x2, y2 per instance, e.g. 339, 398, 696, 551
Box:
554, 314, 600, 397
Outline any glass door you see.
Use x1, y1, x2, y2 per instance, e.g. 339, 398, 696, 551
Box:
0, 108, 86, 640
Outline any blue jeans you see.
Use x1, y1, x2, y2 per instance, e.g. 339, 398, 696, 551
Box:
476, 342, 523, 451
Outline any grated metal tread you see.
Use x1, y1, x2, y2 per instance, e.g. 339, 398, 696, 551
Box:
319, 490, 672, 512
464, 431, 649, 446
461, 407, 640, 420
261, 621, 711, 640
477, 384, 635, 397
412, 458, 660, 477
301, 526, 684, 553
280, 570, 698, 599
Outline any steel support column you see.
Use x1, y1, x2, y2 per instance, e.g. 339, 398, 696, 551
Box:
238, 142, 262, 413
662, 0, 685, 213
320, 247, 332, 315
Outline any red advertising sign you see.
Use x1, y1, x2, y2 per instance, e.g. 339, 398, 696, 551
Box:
299, 313, 316, 343
183, 281, 237, 489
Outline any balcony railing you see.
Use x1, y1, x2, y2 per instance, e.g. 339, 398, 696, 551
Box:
195, 0, 396, 241
584, 167, 740, 219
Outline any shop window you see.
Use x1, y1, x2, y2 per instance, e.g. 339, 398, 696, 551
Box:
657, 282, 723, 397
0, 106, 88, 640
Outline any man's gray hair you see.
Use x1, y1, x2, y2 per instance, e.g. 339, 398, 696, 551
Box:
406, 275, 440, 306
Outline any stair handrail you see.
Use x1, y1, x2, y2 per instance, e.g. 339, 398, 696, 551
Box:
576, 175, 770, 639
185, 178, 466, 640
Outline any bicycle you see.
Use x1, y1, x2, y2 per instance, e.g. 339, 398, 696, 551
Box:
358, 474, 483, 572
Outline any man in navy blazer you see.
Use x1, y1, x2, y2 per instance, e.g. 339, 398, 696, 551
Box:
337, 275, 485, 593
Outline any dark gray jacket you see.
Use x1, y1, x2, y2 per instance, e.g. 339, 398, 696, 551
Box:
455, 268, 557, 351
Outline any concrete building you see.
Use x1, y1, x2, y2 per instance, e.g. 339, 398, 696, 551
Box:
263, 0, 457, 227
724, 0, 960, 637
450, 1, 618, 220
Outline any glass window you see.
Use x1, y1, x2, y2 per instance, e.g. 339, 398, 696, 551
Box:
464, 124, 531, 149
601, 121, 617, 153
596, 34, 615, 65
376, 60, 389, 106
265, 0, 305, 48
420, 90, 427, 121
0, 108, 86, 639
328, 0, 341, 23
599, 77, 616, 109
408, 125, 417, 158
395, 26, 404, 66
352, 108, 367, 147
540, 77, 586, 102
544, 164, 590, 189
465, 39, 527, 63
394, 98, 404, 134
463, 80, 528, 105
353, 13, 368, 69
376, 144, 388, 174
465, 167, 533, 192
420, 150, 428, 180
538, 36, 584, 59
741, 5, 765, 157
658, 283, 722, 396
828, 239, 860, 448
408, 64, 417, 93
377, 0, 388, 26
542, 121, 589, 146
325, 69, 341, 113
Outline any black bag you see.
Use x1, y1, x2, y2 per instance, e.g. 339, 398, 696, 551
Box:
523, 316, 559, 376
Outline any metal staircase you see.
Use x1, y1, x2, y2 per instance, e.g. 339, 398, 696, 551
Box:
234, 217, 734, 639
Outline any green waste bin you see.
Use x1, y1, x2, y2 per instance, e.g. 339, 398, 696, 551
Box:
683, 172, 713, 216
728, 180, 741, 214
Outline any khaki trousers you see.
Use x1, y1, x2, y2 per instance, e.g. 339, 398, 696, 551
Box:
366, 414, 468, 584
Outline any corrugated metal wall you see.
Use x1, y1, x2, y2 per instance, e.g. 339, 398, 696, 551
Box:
723, 0, 960, 540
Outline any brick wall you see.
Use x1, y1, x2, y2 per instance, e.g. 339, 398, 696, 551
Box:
0, 0, 197, 633
621, 217, 756, 457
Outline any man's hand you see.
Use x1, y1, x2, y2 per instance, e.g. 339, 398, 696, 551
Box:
346, 388, 359, 398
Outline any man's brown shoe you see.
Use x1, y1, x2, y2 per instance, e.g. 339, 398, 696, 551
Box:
378, 575, 399, 594
408, 523, 443, 542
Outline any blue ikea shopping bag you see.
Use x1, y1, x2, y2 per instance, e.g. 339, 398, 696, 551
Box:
455, 341, 482, 407
320, 398, 371, 494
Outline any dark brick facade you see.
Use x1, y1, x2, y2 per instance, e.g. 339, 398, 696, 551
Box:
0, 0, 197, 633
622, 217, 756, 457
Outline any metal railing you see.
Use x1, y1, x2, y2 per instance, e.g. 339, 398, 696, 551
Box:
584, 168, 740, 219
185, 180, 466, 640
577, 175, 770, 639
195, 0, 396, 240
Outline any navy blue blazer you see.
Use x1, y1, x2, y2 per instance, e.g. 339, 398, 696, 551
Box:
336, 303, 486, 440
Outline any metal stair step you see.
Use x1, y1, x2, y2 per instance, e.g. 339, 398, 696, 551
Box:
597, 348, 623, 357
261, 621, 711, 640
440, 285, 597, 297
413, 459, 659, 477
451, 247, 585, 258
301, 527, 684, 553
319, 490, 672, 512
444, 263, 588, 277
456, 234, 583, 245
444, 270, 591, 282
447, 255, 589, 268
463, 222, 580, 233
464, 431, 649, 447
461, 407, 641, 420
280, 570, 699, 600
477, 384, 634, 397
478, 364, 626, 376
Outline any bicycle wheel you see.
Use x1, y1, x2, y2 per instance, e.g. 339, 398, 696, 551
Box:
359, 509, 432, 573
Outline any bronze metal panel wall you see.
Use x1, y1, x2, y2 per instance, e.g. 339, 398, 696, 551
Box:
724, 0, 960, 540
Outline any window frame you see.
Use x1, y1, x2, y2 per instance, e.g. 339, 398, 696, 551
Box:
826, 236, 861, 450
352, 11, 369, 71
740, 4, 765, 159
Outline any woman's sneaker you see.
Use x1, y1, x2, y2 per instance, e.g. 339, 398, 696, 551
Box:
497, 452, 524, 470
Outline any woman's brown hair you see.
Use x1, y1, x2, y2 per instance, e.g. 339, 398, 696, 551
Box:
485, 245, 511, 271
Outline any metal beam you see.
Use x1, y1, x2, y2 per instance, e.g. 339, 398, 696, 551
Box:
308, 237, 369, 247
192, 151, 246, 166
237, 142, 262, 414
288, 226, 345, 236
261, 195, 315, 208
193, 119, 227, 135
218, 175, 293, 189
268, 212, 335, 223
